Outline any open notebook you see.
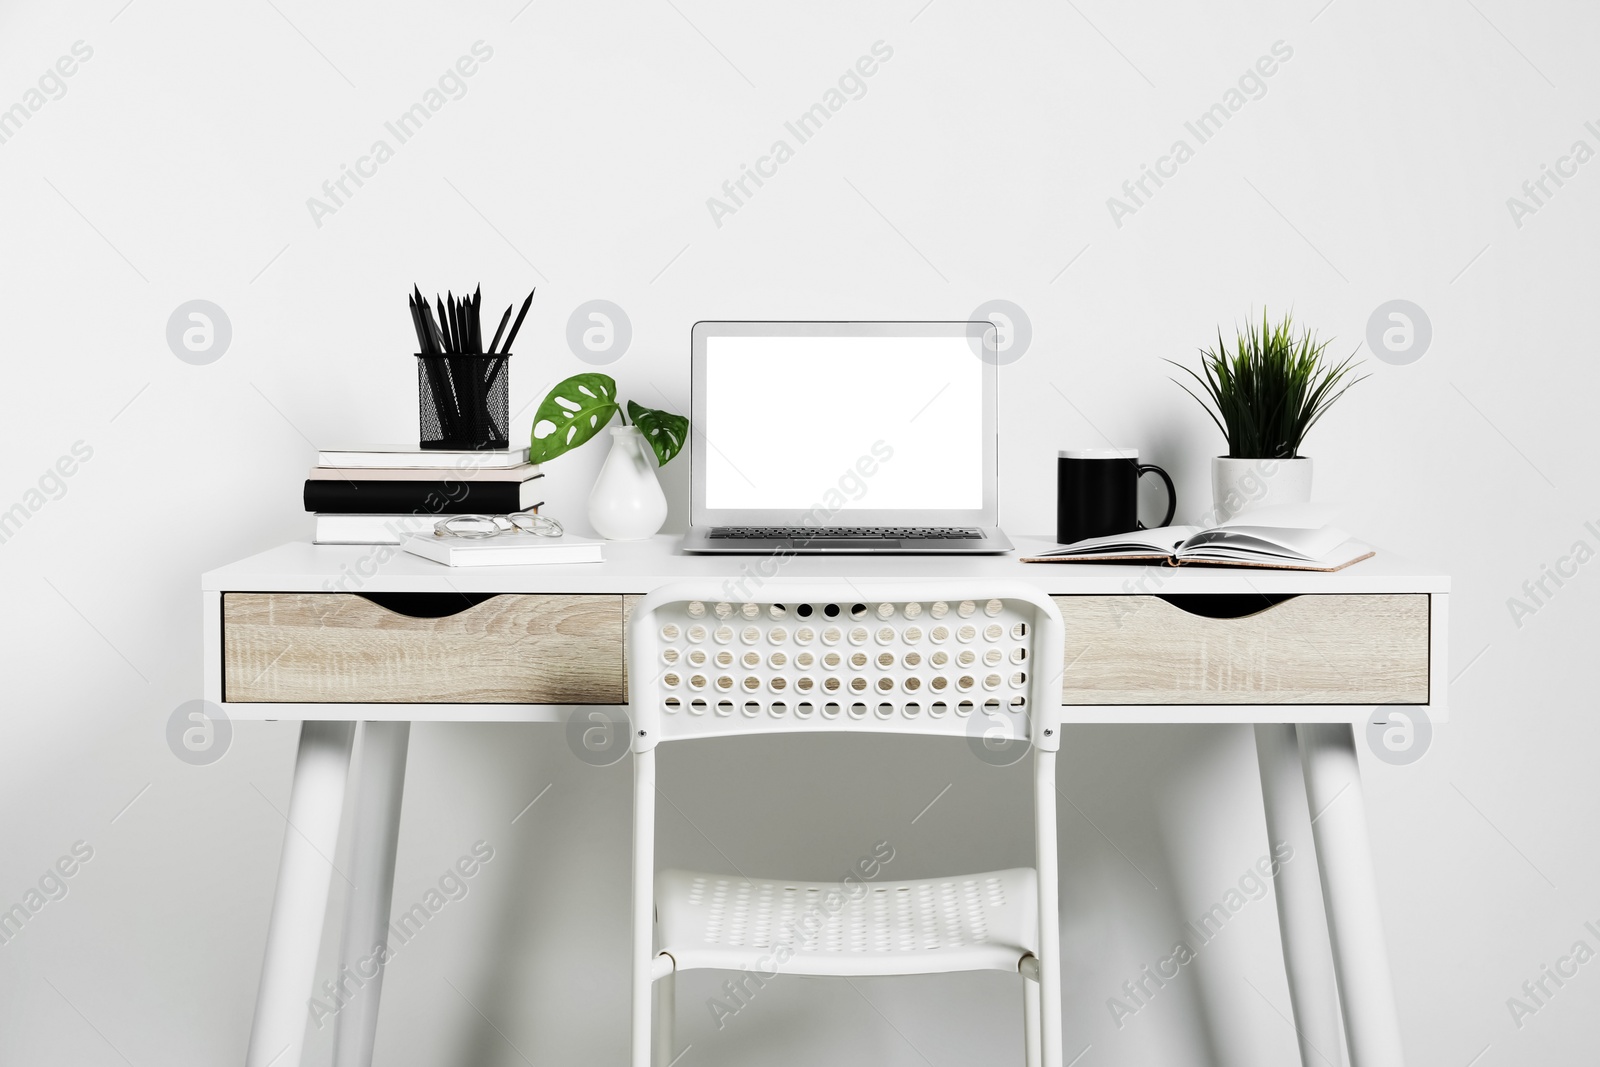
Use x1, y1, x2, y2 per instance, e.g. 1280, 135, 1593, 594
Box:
1024, 509, 1373, 572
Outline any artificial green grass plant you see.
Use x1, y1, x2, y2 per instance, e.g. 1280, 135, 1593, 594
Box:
1171, 310, 1367, 459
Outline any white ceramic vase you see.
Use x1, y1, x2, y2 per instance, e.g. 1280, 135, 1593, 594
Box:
1210, 456, 1313, 523
588, 426, 669, 540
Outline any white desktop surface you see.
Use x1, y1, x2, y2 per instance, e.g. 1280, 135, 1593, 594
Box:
203, 535, 1450, 596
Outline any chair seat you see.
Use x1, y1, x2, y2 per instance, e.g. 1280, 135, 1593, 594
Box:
656, 867, 1038, 977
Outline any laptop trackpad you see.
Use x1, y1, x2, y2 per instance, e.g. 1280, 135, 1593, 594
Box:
797, 539, 903, 550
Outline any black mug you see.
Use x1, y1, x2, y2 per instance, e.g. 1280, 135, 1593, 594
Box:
1057, 448, 1177, 544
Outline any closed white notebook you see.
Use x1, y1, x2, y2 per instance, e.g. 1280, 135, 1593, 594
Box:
314, 514, 434, 545
317, 445, 531, 469
308, 464, 541, 482
402, 532, 604, 567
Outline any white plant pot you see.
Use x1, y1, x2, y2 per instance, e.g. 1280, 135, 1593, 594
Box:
1210, 456, 1313, 524
588, 427, 669, 541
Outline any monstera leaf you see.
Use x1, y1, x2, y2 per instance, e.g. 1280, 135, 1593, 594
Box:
628, 400, 689, 466
529, 373, 619, 463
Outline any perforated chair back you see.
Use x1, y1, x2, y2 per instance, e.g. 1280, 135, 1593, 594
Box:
628, 581, 1063, 752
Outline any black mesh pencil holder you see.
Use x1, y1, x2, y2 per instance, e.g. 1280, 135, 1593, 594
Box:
417, 354, 510, 450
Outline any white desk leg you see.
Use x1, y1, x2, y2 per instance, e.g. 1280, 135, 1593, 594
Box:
1254, 724, 1343, 1067
1298, 723, 1405, 1067
247, 720, 356, 1067
333, 722, 411, 1067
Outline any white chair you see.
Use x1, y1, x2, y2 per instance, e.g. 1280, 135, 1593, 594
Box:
628, 581, 1065, 1066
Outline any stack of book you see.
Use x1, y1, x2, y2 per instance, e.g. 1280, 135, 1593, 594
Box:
307, 444, 543, 545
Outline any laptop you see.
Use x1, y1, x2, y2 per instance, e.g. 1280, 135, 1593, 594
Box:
681, 321, 1013, 554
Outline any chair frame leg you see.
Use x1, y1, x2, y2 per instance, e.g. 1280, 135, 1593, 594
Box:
1034, 751, 1063, 1067
1022, 964, 1042, 1067
633, 748, 658, 1067
656, 962, 676, 1066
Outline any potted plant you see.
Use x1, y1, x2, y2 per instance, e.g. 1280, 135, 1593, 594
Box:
1171, 310, 1366, 523
528, 373, 689, 540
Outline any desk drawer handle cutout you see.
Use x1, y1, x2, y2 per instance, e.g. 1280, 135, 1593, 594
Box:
1154, 594, 1300, 620
356, 592, 499, 619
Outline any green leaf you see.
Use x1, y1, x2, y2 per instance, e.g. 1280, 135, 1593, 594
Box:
528, 373, 619, 463
627, 400, 689, 466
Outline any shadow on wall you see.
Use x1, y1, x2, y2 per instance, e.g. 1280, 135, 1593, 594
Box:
452, 722, 633, 1067
1058, 723, 1247, 1067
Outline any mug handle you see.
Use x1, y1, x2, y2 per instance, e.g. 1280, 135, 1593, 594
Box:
1135, 464, 1177, 529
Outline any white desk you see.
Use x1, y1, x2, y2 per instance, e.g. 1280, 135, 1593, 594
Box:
203, 535, 1447, 1067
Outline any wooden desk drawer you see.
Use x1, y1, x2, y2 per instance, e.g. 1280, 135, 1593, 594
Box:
1054, 594, 1429, 705
223, 593, 624, 703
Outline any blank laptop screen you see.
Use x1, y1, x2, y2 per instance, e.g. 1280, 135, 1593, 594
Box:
702, 333, 985, 511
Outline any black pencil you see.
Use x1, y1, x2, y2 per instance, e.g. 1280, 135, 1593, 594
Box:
500, 288, 535, 354
487, 304, 513, 354
413, 292, 456, 439
471, 285, 482, 353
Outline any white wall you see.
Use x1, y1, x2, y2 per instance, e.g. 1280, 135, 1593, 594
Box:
2, 0, 1596, 1063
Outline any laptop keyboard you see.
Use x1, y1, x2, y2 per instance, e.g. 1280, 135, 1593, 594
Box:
709, 527, 984, 540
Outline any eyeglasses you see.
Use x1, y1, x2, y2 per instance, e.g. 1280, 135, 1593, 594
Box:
432, 509, 564, 540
